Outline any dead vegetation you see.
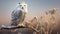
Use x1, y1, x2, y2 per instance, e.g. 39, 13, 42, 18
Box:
26, 8, 58, 34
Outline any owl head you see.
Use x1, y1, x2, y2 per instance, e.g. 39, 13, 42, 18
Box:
18, 2, 28, 13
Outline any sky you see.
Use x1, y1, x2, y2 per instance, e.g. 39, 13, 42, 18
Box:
0, 0, 60, 25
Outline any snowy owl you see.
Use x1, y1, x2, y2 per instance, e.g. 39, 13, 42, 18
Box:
11, 2, 28, 26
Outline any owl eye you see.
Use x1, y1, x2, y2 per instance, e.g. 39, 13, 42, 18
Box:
20, 5, 22, 6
